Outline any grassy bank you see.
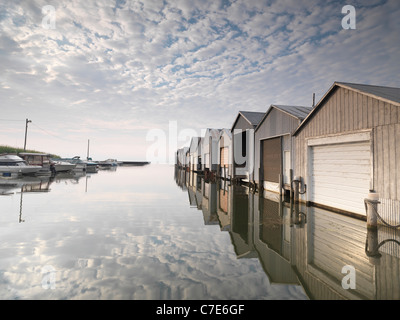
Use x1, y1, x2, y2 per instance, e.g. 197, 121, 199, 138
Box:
0, 145, 60, 158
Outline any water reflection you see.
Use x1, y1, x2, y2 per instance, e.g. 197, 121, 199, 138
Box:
0, 171, 91, 223
2, 165, 278, 300
175, 167, 400, 300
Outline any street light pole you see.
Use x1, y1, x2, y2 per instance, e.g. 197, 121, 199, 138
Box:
24, 118, 32, 151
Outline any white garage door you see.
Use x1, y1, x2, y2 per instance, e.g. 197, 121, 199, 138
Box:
311, 141, 371, 215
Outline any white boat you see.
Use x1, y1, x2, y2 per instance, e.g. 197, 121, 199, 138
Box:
60, 156, 98, 172
0, 154, 42, 177
97, 159, 120, 168
51, 160, 77, 172
58, 156, 87, 171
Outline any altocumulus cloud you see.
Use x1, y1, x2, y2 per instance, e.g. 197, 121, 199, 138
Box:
0, 0, 398, 159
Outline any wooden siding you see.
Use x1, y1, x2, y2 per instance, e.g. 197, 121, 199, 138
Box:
374, 123, 400, 200
255, 107, 300, 183
295, 87, 400, 207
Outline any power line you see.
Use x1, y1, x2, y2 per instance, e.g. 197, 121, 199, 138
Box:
31, 122, 70, 141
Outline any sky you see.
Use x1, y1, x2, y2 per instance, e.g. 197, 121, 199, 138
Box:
0, 0, 399, 162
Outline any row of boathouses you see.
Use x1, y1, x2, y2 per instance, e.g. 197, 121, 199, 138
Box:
176, 81, 400, 223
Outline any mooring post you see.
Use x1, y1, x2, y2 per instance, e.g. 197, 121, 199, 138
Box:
292, 176, 300, 203
365, 191, 380, 229
365, 227, 381, 265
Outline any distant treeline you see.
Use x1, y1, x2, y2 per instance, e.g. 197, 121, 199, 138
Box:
0, 145, 60, 158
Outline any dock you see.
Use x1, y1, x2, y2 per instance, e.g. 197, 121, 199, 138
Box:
120, 161, 150, 166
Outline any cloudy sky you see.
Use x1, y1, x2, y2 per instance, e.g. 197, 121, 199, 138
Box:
0, 0, 399, 161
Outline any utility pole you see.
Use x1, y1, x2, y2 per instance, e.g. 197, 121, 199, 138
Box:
24, 118, 32, 151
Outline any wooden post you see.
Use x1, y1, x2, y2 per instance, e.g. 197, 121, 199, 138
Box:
290, 169, 294, 199
365, 228, 381, 264
293, 176, 300, 203
365, 192, 380, 229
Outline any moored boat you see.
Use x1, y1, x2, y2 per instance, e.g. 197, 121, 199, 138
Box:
97, 159, 120, 168
18, 152, 53, 176
51, 160, 77, 172
60, 156, 98, 173
0, 154, 42, 177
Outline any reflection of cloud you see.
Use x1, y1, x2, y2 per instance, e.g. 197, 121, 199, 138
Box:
84, 192, 170, 204
0, 221, 305, 299
0, 178, 303, 299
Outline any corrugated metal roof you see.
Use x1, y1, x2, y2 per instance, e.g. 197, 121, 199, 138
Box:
272, 105, 313, 121
337, 82, 400, 104
239, 111, 266, 127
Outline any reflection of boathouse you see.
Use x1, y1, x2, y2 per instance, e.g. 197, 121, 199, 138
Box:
254, 191, 300, 287
230, 185, 257, 259
216, 179, 231, 231
201, 179, 219, 225
175, 167, 400, 299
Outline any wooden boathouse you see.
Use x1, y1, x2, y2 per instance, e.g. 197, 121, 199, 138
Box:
231, 111, 265, 183
201, 128, 221, 175
189, 137, 202, 172
176, 147, 189, 170
217, 128, 233, 180
293, 81, 400, 221
254, 105, 312, 195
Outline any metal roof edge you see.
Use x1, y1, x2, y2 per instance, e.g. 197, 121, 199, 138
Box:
255, 105, 311, 132
231, 111, 265, 131
336, 82, 400, 107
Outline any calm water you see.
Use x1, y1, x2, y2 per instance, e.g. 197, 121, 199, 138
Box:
1, 165, 399, 300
